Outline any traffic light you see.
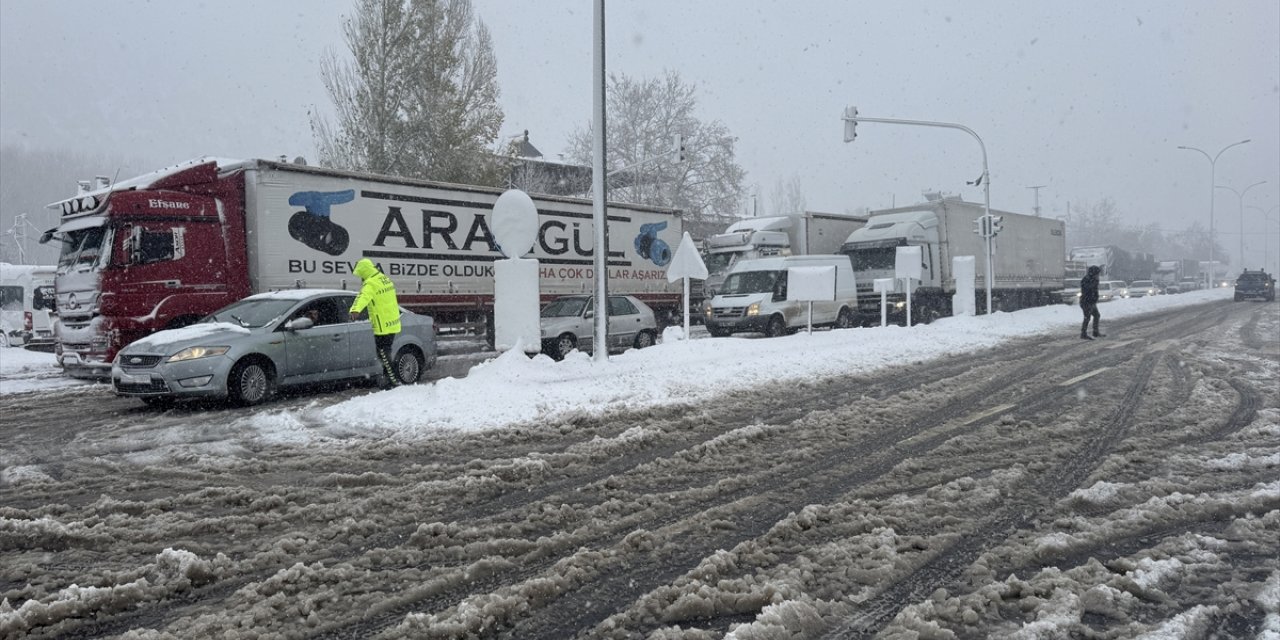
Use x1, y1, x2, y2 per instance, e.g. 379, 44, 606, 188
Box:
674, 134, 688, 162
973, 217, 984, 236
990, 215, 1003, 236
843, 106, 858, 142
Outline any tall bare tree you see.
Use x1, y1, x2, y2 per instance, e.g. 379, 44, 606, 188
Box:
565, 70, 746, 240
312, 0, 504, 185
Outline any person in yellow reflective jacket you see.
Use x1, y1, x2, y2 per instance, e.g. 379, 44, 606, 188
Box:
349, 258, 402, 389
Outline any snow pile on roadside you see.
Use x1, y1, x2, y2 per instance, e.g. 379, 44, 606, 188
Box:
307, 289, 1233, 438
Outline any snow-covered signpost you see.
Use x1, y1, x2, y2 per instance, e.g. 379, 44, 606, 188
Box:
491, 189, 540, 354
953, 256, 977, 316
895, 245, 922, 327
665, 232, 708, 340
874, 278, 894, 327
787, 265, 836, 334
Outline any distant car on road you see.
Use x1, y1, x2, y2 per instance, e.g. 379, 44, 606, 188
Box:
1178, 277, 1202, 293
540, 294, 659, 360
1097, 280, 1126, 302
1234, 270, 1276, 302
1127, 280, 1159, 298
112, 290, 437, 406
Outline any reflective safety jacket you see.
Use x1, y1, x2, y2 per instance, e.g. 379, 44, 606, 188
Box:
351, 258, 402, 335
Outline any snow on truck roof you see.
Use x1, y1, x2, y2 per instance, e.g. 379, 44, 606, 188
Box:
46, 157, 681, 216
46, 157, 247, 210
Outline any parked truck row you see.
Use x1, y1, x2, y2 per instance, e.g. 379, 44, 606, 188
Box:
35, 158, 1092, 374
42, 158, 686, 378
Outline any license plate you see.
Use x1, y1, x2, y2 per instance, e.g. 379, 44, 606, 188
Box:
119, 372, 152, 385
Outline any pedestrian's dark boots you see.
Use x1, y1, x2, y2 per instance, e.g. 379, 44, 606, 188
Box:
1093, 331, 1105, 338
1081, 333, 1093, 340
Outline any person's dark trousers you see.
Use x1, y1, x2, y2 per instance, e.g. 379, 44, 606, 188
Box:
1080, 302, 1100, 338
375, 334, 399, 387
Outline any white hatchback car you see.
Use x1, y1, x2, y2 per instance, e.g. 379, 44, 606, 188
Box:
540, 294, 659, 360
1127, 280, 1159, 298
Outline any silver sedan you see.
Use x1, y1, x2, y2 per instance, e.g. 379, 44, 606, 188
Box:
539, 294, 659, 360
112, 289, 436, 406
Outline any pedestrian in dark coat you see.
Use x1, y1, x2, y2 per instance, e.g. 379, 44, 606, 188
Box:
1079, 265, 1104, 339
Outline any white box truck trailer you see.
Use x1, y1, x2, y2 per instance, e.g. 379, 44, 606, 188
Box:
840, 195, 1065, 322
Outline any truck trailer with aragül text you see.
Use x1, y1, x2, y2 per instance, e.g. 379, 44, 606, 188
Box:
43, 158, 684, 378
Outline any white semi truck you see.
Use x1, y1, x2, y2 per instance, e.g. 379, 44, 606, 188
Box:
701, 211, 867, 298
840, 195, 1065, 323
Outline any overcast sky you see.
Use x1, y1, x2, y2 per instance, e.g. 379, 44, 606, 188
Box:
2, 1, 1278, 265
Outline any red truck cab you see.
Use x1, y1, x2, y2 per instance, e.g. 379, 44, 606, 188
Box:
45, 161, 250, 378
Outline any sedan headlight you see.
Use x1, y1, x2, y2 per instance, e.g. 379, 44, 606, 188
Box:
167, 346, 230, 363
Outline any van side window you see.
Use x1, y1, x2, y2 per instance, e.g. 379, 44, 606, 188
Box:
128, 226, 187, 265
0, 286, 22, 311
33, 286, 56, 312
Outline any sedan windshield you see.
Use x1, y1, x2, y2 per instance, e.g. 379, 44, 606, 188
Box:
203, 298, 298, 328
542, 297, 589, 317
720, 270, 781, 295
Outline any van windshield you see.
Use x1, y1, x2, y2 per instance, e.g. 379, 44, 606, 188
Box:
721, 270, 783, 295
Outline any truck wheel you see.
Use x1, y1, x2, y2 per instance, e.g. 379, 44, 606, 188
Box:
633, 330, 655, 350
835, 307, 854, 329
228, 358, 273, 406
553, 333, 577, 360
708, 326, 732, 338
394, 346, 424, 384
764, 315, 787, 338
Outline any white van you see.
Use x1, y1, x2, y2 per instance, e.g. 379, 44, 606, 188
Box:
702, 255, 858, 337
0, 263, 57, 347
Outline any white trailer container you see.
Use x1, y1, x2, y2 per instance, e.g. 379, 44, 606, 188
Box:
840, 196, 1064, 321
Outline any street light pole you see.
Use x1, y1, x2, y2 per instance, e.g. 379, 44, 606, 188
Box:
1214, 180, 1266, 274
842, 109, 994, 313
1026, 185, 1046, 217
1177, 139, 1250, 287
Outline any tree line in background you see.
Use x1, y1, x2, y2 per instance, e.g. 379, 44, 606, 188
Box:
1064, 197, 1232, 267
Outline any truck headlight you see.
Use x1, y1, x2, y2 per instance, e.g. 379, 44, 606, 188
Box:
167, 346, 230, 363
703, 302, 713, 316
746, 302, 760, 316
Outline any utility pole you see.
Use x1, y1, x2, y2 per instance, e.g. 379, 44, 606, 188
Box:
1026, 185, 1046, 217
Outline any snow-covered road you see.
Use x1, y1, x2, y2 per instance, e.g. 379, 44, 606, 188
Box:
1, 294, 1277, 639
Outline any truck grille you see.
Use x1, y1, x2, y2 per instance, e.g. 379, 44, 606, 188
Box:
119, 355, 164, 368
711, 307, 747, 320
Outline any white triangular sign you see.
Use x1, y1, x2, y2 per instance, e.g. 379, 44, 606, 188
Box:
666, 232, 708, 282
